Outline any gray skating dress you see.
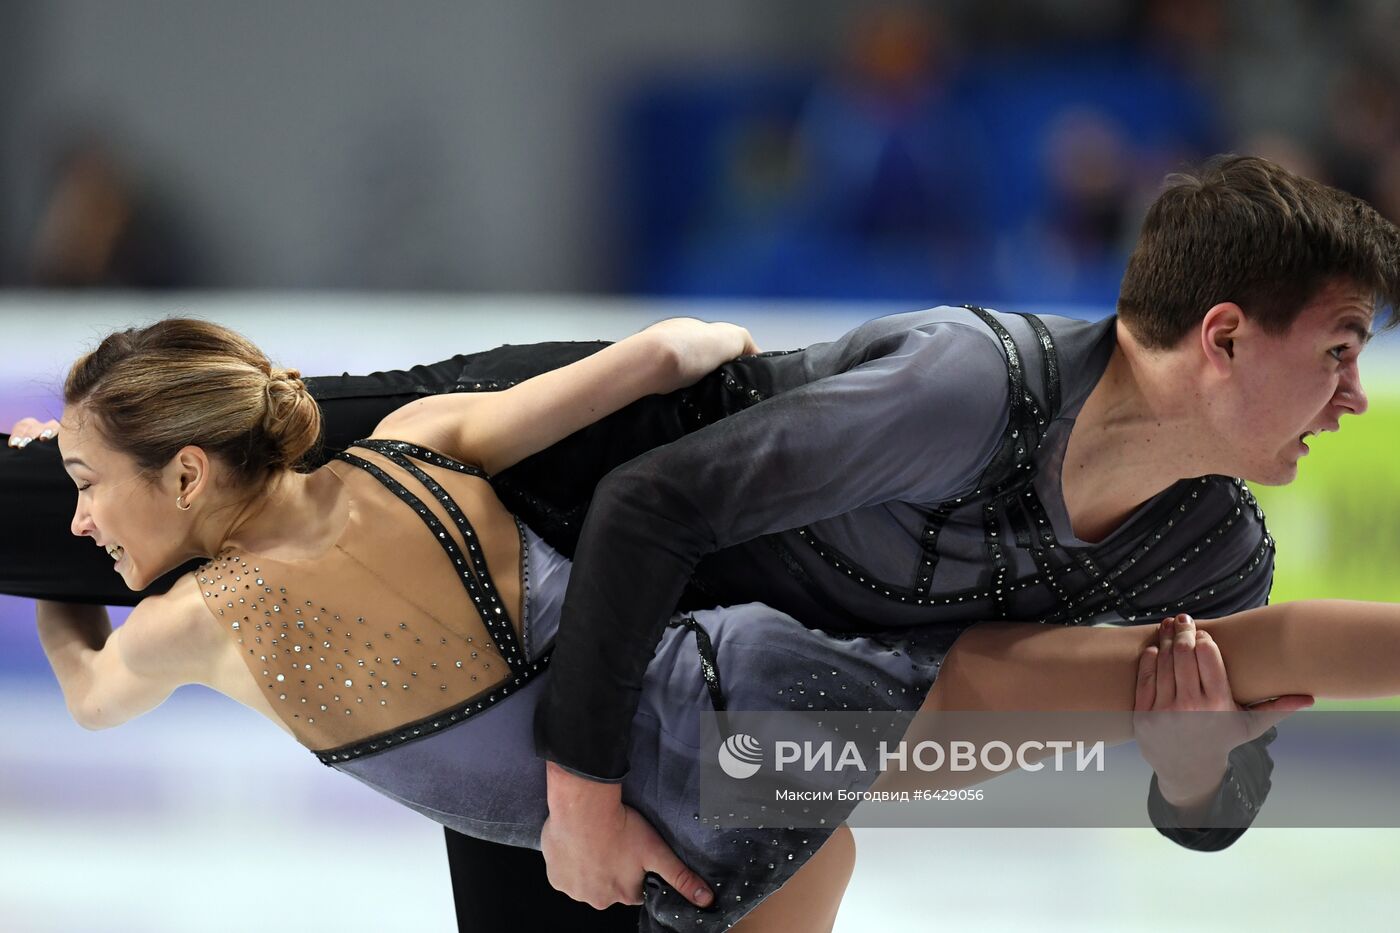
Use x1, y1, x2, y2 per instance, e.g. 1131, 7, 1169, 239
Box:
195, 438, 961, 931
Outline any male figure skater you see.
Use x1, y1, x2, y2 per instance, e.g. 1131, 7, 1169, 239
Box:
532, 154, 1399, 909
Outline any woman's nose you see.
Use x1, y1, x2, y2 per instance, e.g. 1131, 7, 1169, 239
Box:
71, 504, 94, 539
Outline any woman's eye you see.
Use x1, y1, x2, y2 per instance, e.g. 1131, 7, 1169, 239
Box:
76, 483, 91, 491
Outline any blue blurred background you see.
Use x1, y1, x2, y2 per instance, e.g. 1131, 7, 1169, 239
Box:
3, 1, 1399, 300
4, 1, 1400, 930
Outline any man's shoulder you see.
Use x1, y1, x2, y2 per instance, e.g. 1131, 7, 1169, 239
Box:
787, 307, 1007, 399
1174, 475, 1275, 613
1195, 476, 1270, 533
841, 305, 1006, 350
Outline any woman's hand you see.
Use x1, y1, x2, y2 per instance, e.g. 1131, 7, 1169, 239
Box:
645, 318, 760, 387
1133, 613, 1311, 821
7, 417, 61, 448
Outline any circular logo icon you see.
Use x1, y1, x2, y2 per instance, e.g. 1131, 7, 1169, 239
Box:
717, 733, 763, 779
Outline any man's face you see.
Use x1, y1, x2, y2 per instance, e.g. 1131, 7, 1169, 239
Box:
1226, 280, 1373, 486
58, 405, 182, 591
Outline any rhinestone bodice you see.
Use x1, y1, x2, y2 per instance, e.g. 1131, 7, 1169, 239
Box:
194, 439, 546, 758
685, 306, 1276, 631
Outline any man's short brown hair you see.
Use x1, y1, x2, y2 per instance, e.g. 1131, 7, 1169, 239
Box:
1117, 154, 1400, 349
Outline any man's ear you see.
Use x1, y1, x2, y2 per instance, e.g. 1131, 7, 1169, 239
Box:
1199, 302, 1244, 374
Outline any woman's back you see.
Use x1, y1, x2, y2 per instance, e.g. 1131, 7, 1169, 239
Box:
194, 438, 541, 757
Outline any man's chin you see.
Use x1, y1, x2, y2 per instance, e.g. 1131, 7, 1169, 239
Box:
1241, 459, 1299, 487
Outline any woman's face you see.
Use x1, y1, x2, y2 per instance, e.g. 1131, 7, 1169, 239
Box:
58, 405, 189, 591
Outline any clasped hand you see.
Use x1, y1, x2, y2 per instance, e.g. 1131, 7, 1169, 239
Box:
1133, 613, 1312, 809
7, 417, 61, 447
645, 317, 760, 387
540, 762, 714, 911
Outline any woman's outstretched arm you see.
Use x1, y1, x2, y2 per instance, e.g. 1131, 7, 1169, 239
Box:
882, 603, 1391, 829
928, 600, 1400, 715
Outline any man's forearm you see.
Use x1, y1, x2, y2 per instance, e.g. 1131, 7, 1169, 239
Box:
534, 463, 709, 779
36, 600, 109, 717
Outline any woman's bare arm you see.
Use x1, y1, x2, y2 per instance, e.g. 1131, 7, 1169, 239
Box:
371, 318, 757, 474
37, 574, 223, 729
931, 599, 1400, 716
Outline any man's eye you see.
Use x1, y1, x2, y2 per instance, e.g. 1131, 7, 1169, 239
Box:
1329, 345, 1349, 361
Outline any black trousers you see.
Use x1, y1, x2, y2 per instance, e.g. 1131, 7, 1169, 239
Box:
4, 338, 751, 932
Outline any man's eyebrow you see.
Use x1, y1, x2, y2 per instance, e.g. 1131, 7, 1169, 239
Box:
1338, 320, 1374, 345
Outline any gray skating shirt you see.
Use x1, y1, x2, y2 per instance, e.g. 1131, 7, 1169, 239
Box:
537, 305, 1276, 850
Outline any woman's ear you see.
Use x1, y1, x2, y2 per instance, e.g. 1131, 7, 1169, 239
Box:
1199, 302, 1244, 373
171, 445, 213, 505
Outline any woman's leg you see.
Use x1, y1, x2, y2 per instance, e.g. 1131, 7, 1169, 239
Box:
730, 824, 855, 933
927, 600, 1400, 714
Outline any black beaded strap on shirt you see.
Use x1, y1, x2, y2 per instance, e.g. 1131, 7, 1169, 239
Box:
334, 446, 528, 674
316, 654, 550, 765
1007, 486, 1073, 614
795, 528, 955, 604
958, 306, 1055, 615
963, 305, 1035, 422
1032, 486, 1197, 626
961, 306, 1038, 492
1035, 479, 1273, 626
669, 615, 727, 713
1022, 312, 1061, 418
1126, 479, 1275, 620
443, 378, 515, 393
1070, 551, 1139, 622
1117, 483, 1238, 604
911, 503, 954, 595
1129, 536, 1274, 622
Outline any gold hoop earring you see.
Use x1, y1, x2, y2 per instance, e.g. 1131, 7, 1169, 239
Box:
176, 494, 192, 511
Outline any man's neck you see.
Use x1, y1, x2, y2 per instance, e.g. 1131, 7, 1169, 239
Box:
1061, 321, 1218, 543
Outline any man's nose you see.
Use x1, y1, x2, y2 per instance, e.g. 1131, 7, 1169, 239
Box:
1337, 363, 1368, 416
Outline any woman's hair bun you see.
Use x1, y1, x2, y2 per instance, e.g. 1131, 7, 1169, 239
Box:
262, 367, 319, 468
64, 317, 324, 488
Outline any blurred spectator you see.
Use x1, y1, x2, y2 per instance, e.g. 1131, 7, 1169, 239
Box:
1372, 146, 1400, 225
792, 6, 982, 245
1138, 0, 1227, 76
27, 135, 199, 289
1039, 108, 1135, 264
1322, 59, 1400, 204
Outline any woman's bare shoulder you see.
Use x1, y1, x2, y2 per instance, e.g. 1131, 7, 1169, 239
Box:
366, 396, 485, 466
123, 570, 233, 683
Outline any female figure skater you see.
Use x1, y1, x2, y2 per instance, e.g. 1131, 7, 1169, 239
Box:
32, 315, 1395, 931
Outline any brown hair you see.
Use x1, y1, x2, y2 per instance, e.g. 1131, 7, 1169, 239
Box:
1117, 154, 1400, 349
63, 318, 321, 491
